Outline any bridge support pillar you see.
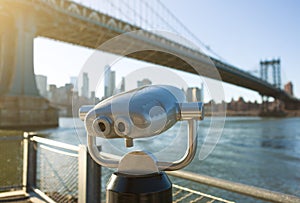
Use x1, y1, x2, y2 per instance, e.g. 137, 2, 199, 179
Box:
0, 12, 58, 129
259, 95, 287, 117
260, 95, 269, 113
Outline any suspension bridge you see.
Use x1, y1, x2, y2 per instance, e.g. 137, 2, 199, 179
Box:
0, 0, 299, 128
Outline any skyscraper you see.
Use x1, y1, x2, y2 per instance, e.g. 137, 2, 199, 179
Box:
104, 65, 116, 98
81, 72, 89, 98
110, 71, 116, 96
120, 77, 125, 92
35, 75, 47, 97
70, 76, 78, 92
114, 77, 126, 94
104, 65, 111, 98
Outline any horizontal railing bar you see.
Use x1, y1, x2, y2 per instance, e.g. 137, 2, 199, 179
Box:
0, 190, 27, 198
32, 188, 56, 203
31, 136, 79, 152
40, 144, 79, 157
167, 170, 300, 203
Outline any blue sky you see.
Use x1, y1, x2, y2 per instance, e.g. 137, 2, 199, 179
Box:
34, 0, 300, 102
162, 0, 300, 95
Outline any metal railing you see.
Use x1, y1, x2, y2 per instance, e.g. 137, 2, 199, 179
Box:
26, 135, 101, 203
1, 133, 300, 203
35, 137, 79, 202
23, 134, 233, 202
30, 135, 231, 203
167, 171, 300, 203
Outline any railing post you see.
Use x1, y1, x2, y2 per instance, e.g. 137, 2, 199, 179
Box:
78, 145, 101, 203
22, 132, 37, 193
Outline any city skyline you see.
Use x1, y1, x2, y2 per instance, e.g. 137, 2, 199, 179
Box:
35, 70, 296, 104
35, 72, 297, 117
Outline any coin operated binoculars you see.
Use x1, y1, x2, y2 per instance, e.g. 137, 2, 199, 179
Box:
80, 85, 204, 203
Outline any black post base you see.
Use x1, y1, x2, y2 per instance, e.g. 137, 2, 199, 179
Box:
106, 171, 172, 203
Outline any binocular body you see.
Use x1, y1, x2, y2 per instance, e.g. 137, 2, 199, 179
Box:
83, 85, 202, 141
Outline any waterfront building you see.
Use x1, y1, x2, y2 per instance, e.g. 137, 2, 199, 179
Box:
48, 83, 73, 105
47, 83, 74, 117
284, 81, 294, 96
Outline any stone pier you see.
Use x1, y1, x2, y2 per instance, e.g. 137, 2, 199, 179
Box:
0, 10, 58, 129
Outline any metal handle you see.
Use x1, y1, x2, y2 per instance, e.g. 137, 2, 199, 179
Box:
158, 119, 197, 171
86, 119, 198, 170
180, 102, 204, 120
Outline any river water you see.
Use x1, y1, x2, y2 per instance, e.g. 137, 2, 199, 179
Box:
1, 117, 300, 202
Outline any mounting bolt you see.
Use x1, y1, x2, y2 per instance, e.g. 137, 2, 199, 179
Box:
125, 138, 133, 148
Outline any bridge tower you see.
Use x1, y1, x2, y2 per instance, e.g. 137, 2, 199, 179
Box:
260, 59, 281, 88
0, 9, 58, 129
259, 59, 286, 116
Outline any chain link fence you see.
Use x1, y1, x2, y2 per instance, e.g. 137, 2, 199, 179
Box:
0, 131, 24, 192
172, 184, 234, 203
36, 142, 79, 203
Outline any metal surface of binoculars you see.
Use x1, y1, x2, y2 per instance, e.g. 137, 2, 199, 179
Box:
80, 85, 203, 147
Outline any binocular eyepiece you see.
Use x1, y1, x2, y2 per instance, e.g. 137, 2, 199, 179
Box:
80, 85, 203, 147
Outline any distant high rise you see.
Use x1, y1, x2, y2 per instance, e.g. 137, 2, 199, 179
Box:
35, 75, 47, 97
70, 76, 78, 92
110, 71, 116, 95
81, 72, 89, 98
137, 78, 152, 87
115, 77, 126, 94
104, 65, 116, 98
90, 91, 95, 100
104, 65, 110, 98
186, 87, 203, 102
284, 81, 293, 96
120, 77, 125, 92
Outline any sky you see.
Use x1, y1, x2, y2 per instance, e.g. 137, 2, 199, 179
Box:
34, 0, 300, 102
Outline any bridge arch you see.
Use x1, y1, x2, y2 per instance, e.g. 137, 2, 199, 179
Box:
67, 3, 81, 15
107, 19, 117, 29
88, 12, 100, 22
